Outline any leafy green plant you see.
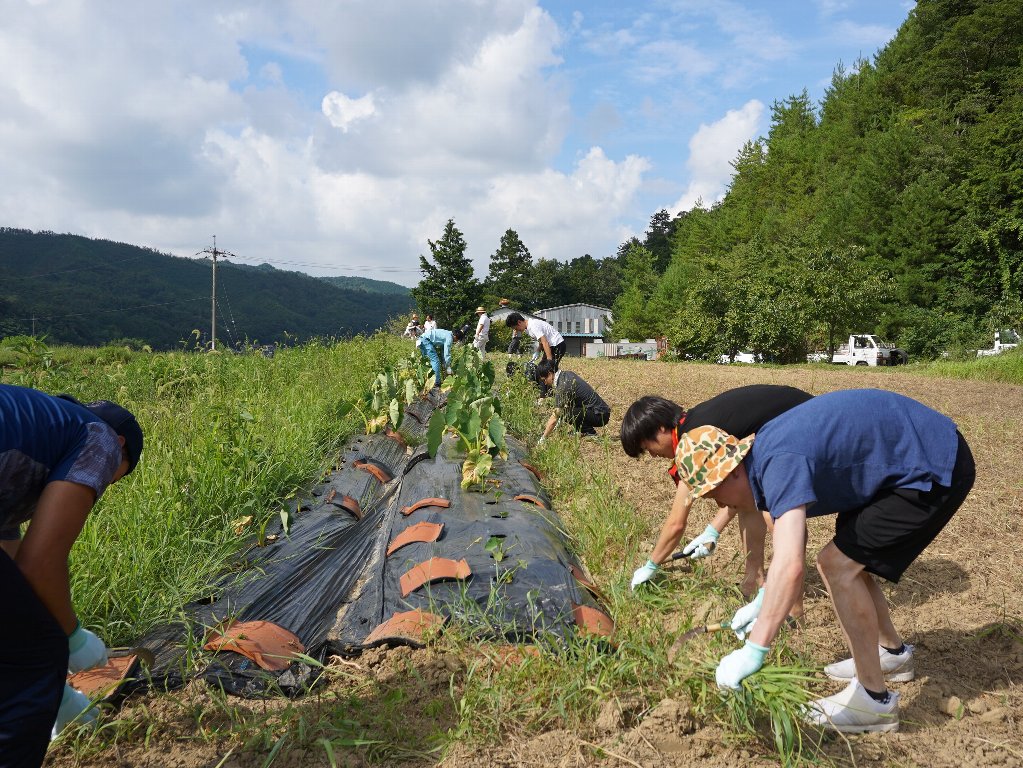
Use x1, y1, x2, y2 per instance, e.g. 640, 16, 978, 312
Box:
425, 348, 508, 488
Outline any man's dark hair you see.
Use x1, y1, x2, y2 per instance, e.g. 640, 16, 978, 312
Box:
505, 312, 525, 328
452, 328, 464, 342
620, 395, 685, 458
534, 359, 555, 383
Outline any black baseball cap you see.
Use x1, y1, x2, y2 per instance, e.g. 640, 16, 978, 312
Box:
58, 395, 144, 475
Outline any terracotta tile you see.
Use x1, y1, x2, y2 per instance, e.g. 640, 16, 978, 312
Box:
399, 557, 471, 597
363, 609, 447, 645
386, 521, 444, 555
400, 497, 451, 516
203, 620, 305, 671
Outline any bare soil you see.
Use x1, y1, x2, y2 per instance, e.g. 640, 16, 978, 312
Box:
47, 361, 1023, 768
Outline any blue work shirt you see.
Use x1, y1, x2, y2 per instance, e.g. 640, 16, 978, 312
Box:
0, 384, 122, 538
745, 389, 959, 519
416, 328, 453, 365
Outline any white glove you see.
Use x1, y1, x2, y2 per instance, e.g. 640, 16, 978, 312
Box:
715, 641, 769, 690
681, 524, 720, 559
537, 435, 546, 446
730, 587, 765, 640
51, 684, 99, 739
68, 624, 108, 673
630, 559, 658, 591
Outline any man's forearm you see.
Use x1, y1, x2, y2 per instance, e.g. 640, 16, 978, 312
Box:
650, 484, 693, 563
749, 509, 806, 647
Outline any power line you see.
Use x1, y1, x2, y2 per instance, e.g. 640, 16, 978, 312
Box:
1, 255, 145, 280
9, 296, 207, 322
222, 254, 420, 274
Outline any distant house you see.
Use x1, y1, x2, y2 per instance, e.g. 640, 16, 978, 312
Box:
534, 303, 612, 357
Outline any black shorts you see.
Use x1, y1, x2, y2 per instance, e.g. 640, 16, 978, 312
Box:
832, 431, 976, 582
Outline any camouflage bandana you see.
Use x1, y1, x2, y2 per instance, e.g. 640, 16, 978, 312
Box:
674, 426, 755, 497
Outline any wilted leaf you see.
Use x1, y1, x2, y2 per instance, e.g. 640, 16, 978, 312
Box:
231, 515, 253, 535
389, 397, 401, 427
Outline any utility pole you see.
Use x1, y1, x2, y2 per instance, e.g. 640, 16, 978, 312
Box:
195, 236, 236, 351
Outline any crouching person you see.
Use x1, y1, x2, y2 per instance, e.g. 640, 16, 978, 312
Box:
1, 385, 144, 766
671, 388, 974, 733
535, 361, 610, 442
416, 326, 454, 383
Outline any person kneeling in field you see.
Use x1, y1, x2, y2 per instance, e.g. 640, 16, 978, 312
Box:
534, 360, 610, 442
1, 384, 144, 765
671, 388, 974, 733
416, 326, 454, 382
622, 386, 812, 603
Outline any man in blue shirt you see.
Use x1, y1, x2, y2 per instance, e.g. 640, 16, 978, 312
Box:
671, 389, 974, 733
415, 326, 454, 383
1, 384, 143, 766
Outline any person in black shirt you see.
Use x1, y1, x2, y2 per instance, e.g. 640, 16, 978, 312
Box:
621, 385, 813, 596
534, 360, 610, 441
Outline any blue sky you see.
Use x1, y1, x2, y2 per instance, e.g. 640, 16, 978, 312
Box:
0, 1, 913, 286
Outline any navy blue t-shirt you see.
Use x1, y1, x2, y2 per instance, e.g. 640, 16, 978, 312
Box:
745, 389, 959, 519
0, 384, 122, 539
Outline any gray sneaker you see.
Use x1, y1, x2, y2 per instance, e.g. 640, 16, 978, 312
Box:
824, 644, 914, 682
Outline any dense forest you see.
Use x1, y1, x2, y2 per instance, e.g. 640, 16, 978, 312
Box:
319, 275, 412, 296
0, 230, 413, 349
413, 1, 1022, 360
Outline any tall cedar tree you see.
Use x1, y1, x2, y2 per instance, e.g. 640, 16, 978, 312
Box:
484, 229, 533, 308
410, 219, 480, 330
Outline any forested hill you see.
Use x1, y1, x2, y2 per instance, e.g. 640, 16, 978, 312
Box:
319, 275, 411, 295
607, 0, 1022, 360
0, 229, 414, 349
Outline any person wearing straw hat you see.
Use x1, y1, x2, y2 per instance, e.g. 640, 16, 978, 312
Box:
0, 384, 144, 762
621, 386, 812, 601
473, 306, 491, 361
671, 388, 974, 733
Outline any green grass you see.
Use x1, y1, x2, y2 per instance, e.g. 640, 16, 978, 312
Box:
443, 368, 822, 764
908, 348, 1023, 384
1, 334, 409, 642
35, 345, 822, 765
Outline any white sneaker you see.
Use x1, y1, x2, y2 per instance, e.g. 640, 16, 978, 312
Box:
805, 680, 900, 733
824, 644, 914, 682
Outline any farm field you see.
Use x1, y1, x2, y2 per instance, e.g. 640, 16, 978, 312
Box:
40, 353, 1023, 768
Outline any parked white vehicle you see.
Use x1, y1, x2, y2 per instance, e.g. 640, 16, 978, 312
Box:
976, 329, 1019, 357
832, 334, 908, 366
718, 351, 759, 364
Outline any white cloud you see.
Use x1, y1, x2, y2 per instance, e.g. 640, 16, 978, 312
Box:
671, 99, 764, 212
321, 91, 376, 132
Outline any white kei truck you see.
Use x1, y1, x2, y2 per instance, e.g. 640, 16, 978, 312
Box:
832, 334, 909, 366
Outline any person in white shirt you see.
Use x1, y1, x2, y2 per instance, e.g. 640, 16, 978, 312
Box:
473, 307, 491, 360
423, 314, 437, 332
505, 313, 566, 395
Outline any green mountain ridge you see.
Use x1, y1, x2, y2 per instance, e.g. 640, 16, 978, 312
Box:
319, 275, 411, 295
0, 229, 414, 349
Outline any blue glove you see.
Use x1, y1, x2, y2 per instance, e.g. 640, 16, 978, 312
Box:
630, 559, 658, 591
681, 524, 720, 559
715, 641, 769, 690
51, 684, 99, 739
68, 623, 108, 673
730, 587, 765, 640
